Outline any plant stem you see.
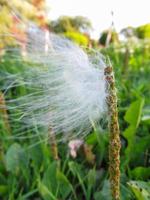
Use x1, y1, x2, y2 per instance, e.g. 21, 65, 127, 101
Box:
48, 127, 59, 160
0, 91, 11, 134
105, 66, 121, 200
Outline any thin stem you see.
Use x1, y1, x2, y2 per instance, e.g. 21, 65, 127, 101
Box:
48, 127, 59, 160
0, 91, 11, 134
105, 66, 121, 200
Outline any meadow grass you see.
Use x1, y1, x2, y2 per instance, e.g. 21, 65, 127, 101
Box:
0, 40, 150, 200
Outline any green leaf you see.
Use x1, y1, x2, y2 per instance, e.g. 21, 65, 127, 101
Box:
87, 169, 96, 188
141, 115, 150, 124
21, 189, 38, 199
87, 169, 96, 200
38, 179, 57, 200
28, 144, 44, 172
42, 161, 58, 195
86, 131, 98, 145
122, 98, 145, 166
124, 98, 145, 127
5, 143, 28, 174
120, 184, 134, 200
39, 162, 76, 200
128, 181, 150, 200
68, 161, 87, 197
57, 170, 75, 199
0, 185, 8, 195
94, 180, 112, 200
129, 135, 150, 166
68, 161, 84, 178
131, 167, 150, 180
122, 125, 136, 162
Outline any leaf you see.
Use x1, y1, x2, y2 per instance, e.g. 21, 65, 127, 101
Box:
87, 169, 96, 187
39, 161, 76, 200
131, 167, 150, 180
68, 161, 87, 197
128, 181, 150, 200
0, 185, 8, 195
68, 161, 84, 178
21, 189, 38, 199
122, 98, 145, 166
28, 143, 44, 172
87, 169, 96, 200
86, 132, 97, 145
42, 161, 58, 195
5, 143, 28, 174
38, 179, 57, 200
141, 115, 150, 124
122, 125, 136, 162
120, 184, 134, 200
129, 135, 150, 166
124, 98, 145, 127
57, 170, 75, 199
94, 180, 112, 200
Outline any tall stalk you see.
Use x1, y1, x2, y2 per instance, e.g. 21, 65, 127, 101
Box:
48, 127, 59, 160
0, 91, 11, 134
105, 65, 121, 200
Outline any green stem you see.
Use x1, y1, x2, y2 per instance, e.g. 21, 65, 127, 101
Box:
105, 66, 121, 200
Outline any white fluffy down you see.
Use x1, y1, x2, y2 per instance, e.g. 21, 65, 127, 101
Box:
1, 26, 107, 140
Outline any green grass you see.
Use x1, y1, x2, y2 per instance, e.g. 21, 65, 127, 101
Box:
0, 40, 150, 200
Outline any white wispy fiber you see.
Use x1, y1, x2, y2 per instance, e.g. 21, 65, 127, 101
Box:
0, 25, 107, 141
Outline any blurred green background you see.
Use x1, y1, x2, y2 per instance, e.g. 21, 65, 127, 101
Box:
0, 0, 150, 199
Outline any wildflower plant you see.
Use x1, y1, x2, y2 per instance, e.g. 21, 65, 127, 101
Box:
0, 10, 121, 200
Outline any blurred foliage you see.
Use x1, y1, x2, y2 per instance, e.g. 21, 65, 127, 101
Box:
121, 24, 150, 40
121, 26, 136, 39
99, 29, 119, 46
49, 16, 92, 46
0, 5, 14, 48
136, 23, 150, 39
63, 31, 89, 46
0, 0, 46, 48
49, 15, 92, 34
0, 39, 150, 199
